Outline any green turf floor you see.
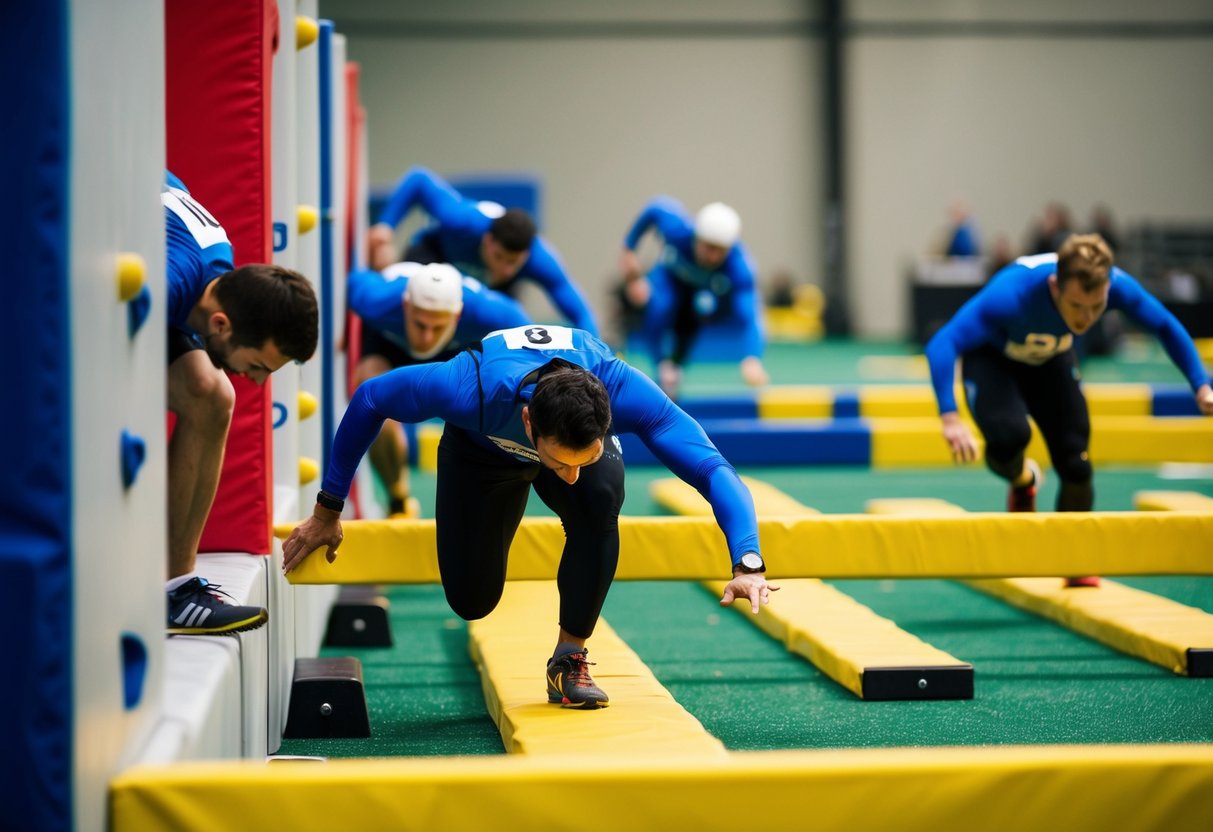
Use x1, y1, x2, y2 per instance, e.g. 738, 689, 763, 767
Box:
277, 337, 1212, 758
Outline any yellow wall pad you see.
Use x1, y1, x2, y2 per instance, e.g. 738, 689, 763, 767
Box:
868, 498, 1213, 678
1134, 490, 1213, 512
963, 577, 1213, 677
466, 581, 727, 757
654, 478, 972, 700
870, 415, 1212, 467
276, 512, 1213, 584
111, 744, 1213, 832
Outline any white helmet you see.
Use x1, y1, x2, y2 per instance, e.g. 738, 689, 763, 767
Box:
694, 202, 741, 248
404, 262, 465, 314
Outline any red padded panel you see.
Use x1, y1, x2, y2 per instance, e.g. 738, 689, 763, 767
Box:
166, 0, 280, 554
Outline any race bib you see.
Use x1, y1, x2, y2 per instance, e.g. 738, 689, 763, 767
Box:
497, 325, 575, 351
163, 187, 230, 250
1004, 332, 1073, 364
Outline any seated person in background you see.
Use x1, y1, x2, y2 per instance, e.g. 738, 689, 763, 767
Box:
944, 198, 980, 258
367, 166, 599, 336
349, 261, 531, 517
282, 324, 777, 710
619, 196, 768, 399
164, 171, 318, 633
925, 233, 1212, 588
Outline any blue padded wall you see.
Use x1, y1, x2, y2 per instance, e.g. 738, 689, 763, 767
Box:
0, 1, 73, 829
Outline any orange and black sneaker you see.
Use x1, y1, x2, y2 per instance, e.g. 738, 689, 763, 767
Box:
1007, 459, 1042, 513
546, 648, 609, 710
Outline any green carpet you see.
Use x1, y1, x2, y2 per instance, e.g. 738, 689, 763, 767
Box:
279, 336, 1212, 758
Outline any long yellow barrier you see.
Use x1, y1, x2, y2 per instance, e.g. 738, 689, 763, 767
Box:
870, 498, 1213, 677
651, 478, 972, 700
467, 582, 727, 757
1134, 490, 1213, 512
274, 512, 1213, 585
111, 745, 1213, 832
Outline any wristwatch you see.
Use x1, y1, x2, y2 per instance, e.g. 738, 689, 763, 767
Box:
734, 552, 766, 574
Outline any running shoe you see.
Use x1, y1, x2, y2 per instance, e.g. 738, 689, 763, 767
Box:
1007, 458, 1042, 513
167, 577, 268, 635
546, 648, 609, 709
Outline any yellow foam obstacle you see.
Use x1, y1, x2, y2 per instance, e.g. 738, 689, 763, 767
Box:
467, 582, 727, 757
1134, 490, 1213, 512
110, 744, 1213, 831
869, 415, 1213, 467
652, 477, 973, 700
274, 512, 1213, 585
871, 498, 1213, 677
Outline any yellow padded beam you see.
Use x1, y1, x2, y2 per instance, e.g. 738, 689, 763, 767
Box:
417, 423, 442, 472
707, 578, 972, 699
963, 578, 1213, 677
650, 476, 819, 517
654, 477, 972, 699
870, 415, 1212, 467
110, 745, 1213, 832
864, 497, 968, 515
871, 498, 1213, 677
467, 581, 727, 757
1134, 491, 1213, 512
757, 385, 835, 418
274, 512, 1213, 585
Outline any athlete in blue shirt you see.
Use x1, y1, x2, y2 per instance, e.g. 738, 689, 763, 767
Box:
620, 196, 768, 398
164, 171, 319, 633
368, 166, 599, 336
348, 261, 530, 517
926, 234, 1212, 586
282, 325, 776, 708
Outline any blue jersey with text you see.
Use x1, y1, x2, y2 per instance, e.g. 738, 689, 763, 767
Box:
322, 325, 761, 563
624, 196, 763, 358
926, 253, 1210, 413
377, 167, 598, 335
347, 264, 530, 362
163, 171, 233, 329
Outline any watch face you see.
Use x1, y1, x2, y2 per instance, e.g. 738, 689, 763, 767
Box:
741, 553, 764, 570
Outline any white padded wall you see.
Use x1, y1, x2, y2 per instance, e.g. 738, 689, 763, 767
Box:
68, 0, 166, 829
271, 0, 302, 527
292, 3, 339, 665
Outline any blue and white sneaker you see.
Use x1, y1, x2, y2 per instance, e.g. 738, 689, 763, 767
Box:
167, 577, 268, 635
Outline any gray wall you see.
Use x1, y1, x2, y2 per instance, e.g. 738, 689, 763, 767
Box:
325, 0, 1213, 339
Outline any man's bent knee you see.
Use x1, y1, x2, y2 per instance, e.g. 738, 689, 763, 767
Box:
169, 354, 235, 425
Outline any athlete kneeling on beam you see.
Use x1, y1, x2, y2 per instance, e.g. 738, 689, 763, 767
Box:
282, 324, 778, 709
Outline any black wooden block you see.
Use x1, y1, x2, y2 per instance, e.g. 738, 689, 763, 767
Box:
284, 656, 371, 738
323, 585, 393, 647
1187, 648, 1212, 678
861, 664, 974, 701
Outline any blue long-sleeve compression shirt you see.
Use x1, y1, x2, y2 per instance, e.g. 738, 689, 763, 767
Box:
163, 171, 233, 328
624, 195, 764, 359
347, 263, 530, 360
925, 253, 1210, 414
377, 166, 599, 336
321, 325, 760, 566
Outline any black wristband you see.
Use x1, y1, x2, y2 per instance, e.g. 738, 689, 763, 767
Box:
316, 490, 345, 513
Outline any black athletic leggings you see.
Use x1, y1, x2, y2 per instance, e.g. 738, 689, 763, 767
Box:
434, 423, 625, 638
962, 346, 1094, 511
